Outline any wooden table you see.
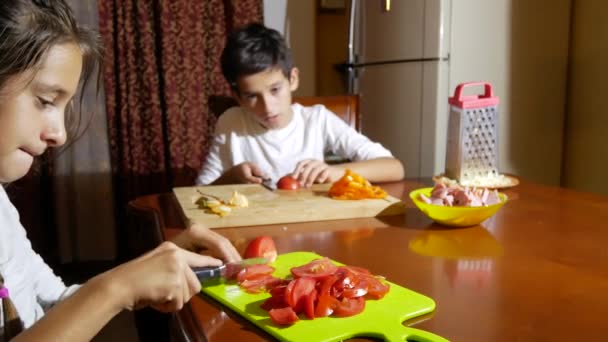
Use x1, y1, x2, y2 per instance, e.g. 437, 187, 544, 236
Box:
127, 179, 608, 341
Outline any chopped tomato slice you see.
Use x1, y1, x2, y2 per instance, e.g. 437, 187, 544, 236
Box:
345, 265, 372, 275
363, 275, 390, 299
284, 280, 297, 308
236, 264, 275, 283
314, 293, 339, 318
269, 307, 299, 326
240, 275, 281, 294
303, 289, 317, 319
342, 279, 369, 299
243, 236, 278, 262
289, 277, 317, 313
261, 295, 288, 311
291, 258, 338, 279
333, 297, 365, 317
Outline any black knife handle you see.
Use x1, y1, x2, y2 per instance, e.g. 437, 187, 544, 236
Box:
191, 266, 223, 281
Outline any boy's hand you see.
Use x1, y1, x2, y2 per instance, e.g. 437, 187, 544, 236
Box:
292, 159, 341, 188
231, 162, 269, 184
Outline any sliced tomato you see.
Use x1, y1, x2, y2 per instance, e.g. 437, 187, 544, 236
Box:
288, 277, 316, 313
243, 236, 278, 262
284, 280, 297, 308
303, 289, 317, 319
291, 258, 338, 279
363, 275, 390, 299
344, 265, 372, 275
342, 279, 368, 299
236, 264, 275, 283
269, 307, 299, 326
261, 295, 288, 311
333, 297, 365, 317
269, 284, 288, 297
314, 293, 339, 317
240, 275, 280, 294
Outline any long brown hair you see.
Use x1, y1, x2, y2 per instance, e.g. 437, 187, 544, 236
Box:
0, 274, 23, 341
0, 0, 103, 147
0, 0, 102, 339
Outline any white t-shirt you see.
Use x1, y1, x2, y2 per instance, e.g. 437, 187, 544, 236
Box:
0, 186, 79, 334
196, 103, 393, 185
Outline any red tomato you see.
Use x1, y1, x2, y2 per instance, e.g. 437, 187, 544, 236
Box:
333, 297, 365, 317
363, 275, 390, 299
243, 236, 278, 262
277, 175, 300, 190
288, 277, 317, 313
261, 295, 288, 311
291, 258, 338, 279
314, 293, 339, 317
236, 264, 275, 283
269, 307, 299, 326
303, 289, 317, 319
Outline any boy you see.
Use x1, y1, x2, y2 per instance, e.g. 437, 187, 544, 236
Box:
196, 23, 404, 188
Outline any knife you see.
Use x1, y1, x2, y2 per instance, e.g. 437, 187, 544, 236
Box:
261, 178, 276, 191
191, 257, 268, 282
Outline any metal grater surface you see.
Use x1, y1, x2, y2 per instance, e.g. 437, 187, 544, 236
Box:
445, 83, 500, 184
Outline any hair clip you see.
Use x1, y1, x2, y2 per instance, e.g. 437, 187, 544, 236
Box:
0, 286, 9, 299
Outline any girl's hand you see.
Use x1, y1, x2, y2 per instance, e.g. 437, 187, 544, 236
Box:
171, 223, 242, 263
101, 242, 222, 312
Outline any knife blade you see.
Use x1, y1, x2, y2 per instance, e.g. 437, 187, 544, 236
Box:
191, 257, 268, 282
261, 178, 276, 191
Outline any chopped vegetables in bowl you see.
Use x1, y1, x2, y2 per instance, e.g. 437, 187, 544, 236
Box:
409, 187, 508, 227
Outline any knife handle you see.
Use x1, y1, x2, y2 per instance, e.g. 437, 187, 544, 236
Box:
191, 265, 223, 281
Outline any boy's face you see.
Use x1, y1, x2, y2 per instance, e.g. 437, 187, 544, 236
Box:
234, 67, 299, 130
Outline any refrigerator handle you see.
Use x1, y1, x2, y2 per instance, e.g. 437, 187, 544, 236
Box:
347, 0, 357, 64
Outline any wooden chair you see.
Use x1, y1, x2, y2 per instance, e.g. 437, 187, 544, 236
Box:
208, 94, 361, 132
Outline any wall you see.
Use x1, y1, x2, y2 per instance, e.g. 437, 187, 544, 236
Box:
264, 0, 316, 96
317, 7, 348, 95
449, 0, 571, 186
562, 0, 608, 194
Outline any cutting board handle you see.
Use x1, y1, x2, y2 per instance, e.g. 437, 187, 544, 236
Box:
386, 325, 449, 342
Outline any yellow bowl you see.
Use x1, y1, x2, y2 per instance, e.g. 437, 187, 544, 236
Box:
409, 188, 508, 227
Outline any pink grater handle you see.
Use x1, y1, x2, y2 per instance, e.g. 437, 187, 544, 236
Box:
449, 82, 499, 108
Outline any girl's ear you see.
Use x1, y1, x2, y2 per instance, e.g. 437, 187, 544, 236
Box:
289, 67, 299, 92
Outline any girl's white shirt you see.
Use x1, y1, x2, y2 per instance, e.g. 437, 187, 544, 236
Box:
0, 186, 79, 332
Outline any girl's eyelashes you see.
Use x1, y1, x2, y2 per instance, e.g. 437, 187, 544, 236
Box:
36, 96, 55, 108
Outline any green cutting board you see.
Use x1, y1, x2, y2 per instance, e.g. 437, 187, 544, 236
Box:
201, 252, 448, 342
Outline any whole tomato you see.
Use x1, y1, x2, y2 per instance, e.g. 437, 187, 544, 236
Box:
277, 175, 300, 190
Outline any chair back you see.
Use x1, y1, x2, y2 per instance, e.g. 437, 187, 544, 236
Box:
208, 94, 361, 131
293, 95, 360, 132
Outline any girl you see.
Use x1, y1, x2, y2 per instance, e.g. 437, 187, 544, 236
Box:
0, 1, 241, 340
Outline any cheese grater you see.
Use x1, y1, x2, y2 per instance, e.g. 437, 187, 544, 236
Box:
445, 82, 500, 184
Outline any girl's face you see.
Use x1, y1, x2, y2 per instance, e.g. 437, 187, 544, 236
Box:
0, 43, 83, 183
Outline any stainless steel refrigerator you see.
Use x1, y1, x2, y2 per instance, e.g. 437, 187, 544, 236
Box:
344, 0, 451, 177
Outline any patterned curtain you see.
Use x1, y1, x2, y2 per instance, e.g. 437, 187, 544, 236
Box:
98, 0, 262, 199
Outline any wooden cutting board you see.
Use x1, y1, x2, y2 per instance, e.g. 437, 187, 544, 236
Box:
173, 183, 405, 229
201, 252, 448, 342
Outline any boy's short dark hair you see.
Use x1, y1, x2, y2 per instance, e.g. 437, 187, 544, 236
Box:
221, 23, 293, 92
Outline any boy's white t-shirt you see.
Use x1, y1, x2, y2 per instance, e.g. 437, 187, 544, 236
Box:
0, 186, 79, 333
196, 102, 393, 185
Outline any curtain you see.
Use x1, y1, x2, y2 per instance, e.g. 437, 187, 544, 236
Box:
53, 0, 116, 263
98, 0, 263, 201
97, 0, 262, 260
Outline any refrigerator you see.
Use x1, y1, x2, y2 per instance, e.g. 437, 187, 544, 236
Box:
344, 0, 451, 178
